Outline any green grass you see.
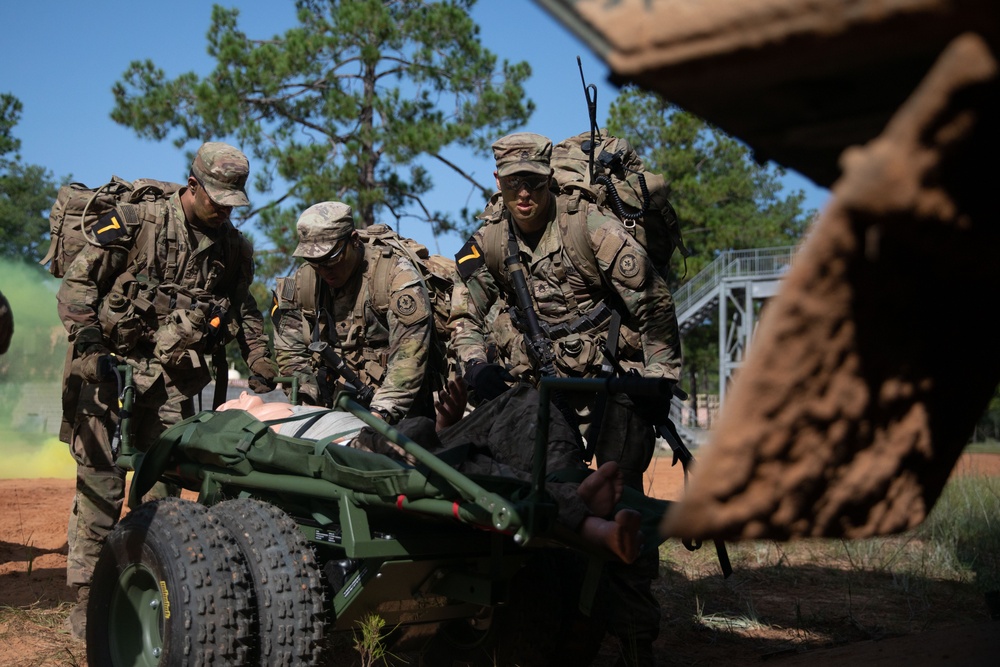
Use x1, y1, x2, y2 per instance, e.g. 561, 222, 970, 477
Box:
918, 474, 1000, 592
650, 471, 1000, 661
963, 441, 1000, 455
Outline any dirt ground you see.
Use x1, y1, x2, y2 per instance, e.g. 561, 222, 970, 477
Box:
1, 453, 997, 666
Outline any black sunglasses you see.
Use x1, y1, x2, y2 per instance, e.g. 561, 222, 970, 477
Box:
500, 175, 549, 192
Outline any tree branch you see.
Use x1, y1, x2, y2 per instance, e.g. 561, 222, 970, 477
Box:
430, 152, 492, 198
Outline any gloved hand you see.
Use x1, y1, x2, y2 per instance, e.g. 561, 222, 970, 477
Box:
247, 356, 279, 394
72, 325, 105, 356
463, 361, 515, 402
76, 348, 116, 383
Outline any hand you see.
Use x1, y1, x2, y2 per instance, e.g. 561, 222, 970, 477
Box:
463, 361, 514, 402
75, 349, 116, 383
247, 356, 279, 394
434, 377, 468, 430
72, 326, 104, 357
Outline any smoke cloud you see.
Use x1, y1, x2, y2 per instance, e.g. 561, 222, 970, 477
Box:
0, 259, 73, 479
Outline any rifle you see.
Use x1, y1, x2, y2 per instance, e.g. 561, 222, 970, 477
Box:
307, 340, 375, 408
503, 219, 585, 451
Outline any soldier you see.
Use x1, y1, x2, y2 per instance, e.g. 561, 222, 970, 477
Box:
56, 142, 278, 639
273, 202, 435, 423
449, 132, 682, 666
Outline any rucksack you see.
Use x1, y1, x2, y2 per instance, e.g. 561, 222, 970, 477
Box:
357, 224, 456, 347
41, 175, 181, 278
550, 129, 690, 278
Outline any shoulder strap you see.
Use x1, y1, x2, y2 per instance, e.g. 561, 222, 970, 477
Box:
556, 192, 602, 287
122, 201, 170, 282
481, 219, 508, 284
295, 263, 320, 313
367, 245, 394, 314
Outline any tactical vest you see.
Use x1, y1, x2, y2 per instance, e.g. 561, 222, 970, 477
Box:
277, 225, 451, 391
97, 198, 244, 359
475, 198, 642, 376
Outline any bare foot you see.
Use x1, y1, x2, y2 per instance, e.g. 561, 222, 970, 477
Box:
577, 461, 623, 517
579, 509, 643, 564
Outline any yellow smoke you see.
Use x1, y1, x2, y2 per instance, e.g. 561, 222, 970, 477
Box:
0, 431, 76, 479
1, 260, 73, 479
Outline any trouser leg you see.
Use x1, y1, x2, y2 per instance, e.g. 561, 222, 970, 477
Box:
66, 383, 124, 590
65, 381, 123, 640
604, 551, 661, 667
591, 393, 661, 667
130, 377, 195, 500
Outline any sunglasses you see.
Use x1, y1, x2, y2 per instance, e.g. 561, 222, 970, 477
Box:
500, 175, 549, 192
306, 238, 350, 267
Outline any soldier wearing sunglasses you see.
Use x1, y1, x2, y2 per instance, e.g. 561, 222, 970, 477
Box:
273, 202, 435, 424
449, 132, 681, 667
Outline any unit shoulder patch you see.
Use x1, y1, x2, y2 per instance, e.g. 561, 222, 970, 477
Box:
455, 238, 485, 280
390, 286, 430, 326
91, 209, 131, 246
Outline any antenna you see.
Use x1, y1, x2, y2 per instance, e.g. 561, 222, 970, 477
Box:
577, 56, 599, 183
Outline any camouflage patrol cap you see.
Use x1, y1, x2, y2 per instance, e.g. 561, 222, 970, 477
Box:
492, 132, 553, 178
191, 142, 250, 207
292, 202, 356, 259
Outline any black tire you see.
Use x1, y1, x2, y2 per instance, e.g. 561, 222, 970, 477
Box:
209, 498, 325, 666
87, 497, 254, 667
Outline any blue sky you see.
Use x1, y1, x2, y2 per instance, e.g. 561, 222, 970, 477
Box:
2, 0, 829, 268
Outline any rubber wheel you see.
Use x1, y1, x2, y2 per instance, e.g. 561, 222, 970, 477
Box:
209, 498, 325, 666
86, 497, 254, 667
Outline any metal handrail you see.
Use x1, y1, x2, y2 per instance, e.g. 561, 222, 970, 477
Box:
674, 246, 797, 318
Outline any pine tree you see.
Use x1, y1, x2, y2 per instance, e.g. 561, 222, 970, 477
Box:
0, 93, 57, 262
111, 0, 533, 279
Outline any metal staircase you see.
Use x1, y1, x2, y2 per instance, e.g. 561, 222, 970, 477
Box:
665, 246, 798, 447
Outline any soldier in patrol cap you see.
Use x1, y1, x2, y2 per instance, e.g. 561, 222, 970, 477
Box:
449, 131, 682, 667
273, 201, 435, 423
56, 141, 279, 639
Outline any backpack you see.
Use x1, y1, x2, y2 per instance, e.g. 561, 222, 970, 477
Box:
550, 129, 690, 278
41, 176, 181, 278
357, 224, 456, 348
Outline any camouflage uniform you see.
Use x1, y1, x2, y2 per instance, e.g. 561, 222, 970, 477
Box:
56, 142, 276, 637
273, 202, 434, 423
450, 132, 682, 667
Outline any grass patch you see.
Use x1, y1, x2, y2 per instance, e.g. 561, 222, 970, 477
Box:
918, 474, 1000, 593
651, 471, 1000, 663
0, 603, 84, 666
962, 441, 1000, 455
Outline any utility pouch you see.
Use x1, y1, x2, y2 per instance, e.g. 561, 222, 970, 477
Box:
153, 308, 207, 370
99, 291, 146, 354
555, 333, 597, 376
